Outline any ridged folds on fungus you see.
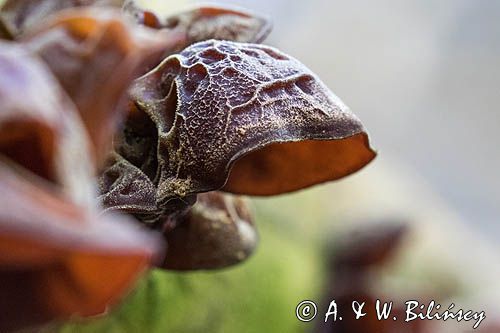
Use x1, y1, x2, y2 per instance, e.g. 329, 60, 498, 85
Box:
0, 35, 163, 332
98, 12, 375, 270
0, 0, 376, 318
109, 39, 375, 209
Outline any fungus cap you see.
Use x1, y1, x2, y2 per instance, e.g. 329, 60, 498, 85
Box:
129, 39, 376, 198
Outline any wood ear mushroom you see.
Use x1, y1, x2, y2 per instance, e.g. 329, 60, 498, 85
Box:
0, 42, 164, 332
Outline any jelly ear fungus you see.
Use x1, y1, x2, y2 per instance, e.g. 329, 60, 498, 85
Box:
102, 39, 375, 270
0, 23, 164, 333
21, 7, 174, 165
1, 0, 377, 302
0, 0, 124, 39
125, 39, 375, 201
123, 1, 272, 49
162, 192, 258, 270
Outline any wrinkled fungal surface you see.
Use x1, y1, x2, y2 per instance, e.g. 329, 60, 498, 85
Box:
0, 0, 378, 324
101, 38, 375, 227
122, 40, 375, 201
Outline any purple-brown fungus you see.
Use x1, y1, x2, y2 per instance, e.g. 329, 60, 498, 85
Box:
99, 36, 375, 270
124, 2, 272, 49
162, 192, 257, 270
0, 0, 376, 298
108, 40, 375, 207
21, 8, 173, 165
0, 42, 164, 331
0, 0, 124, 39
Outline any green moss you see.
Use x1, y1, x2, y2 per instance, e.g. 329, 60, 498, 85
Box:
58, 220, 324, 333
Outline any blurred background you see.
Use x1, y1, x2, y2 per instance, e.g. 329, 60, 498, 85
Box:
60, 1, 500, 332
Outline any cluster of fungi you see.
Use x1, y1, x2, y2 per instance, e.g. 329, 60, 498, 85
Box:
0, 0, 375, 331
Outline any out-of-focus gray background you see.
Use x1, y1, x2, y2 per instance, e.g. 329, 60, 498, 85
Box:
192, 0, 500, 236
